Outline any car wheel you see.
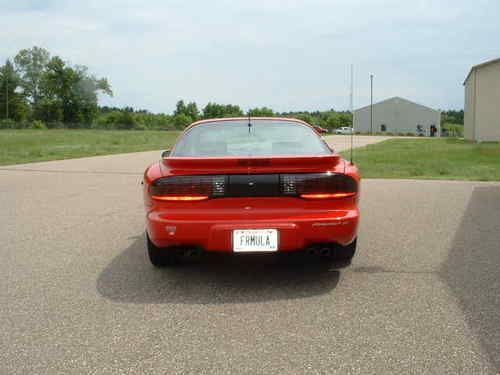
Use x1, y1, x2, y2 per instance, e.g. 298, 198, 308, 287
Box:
146, 233, 181, 267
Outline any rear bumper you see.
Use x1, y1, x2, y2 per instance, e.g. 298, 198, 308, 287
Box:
147, 208, 359, 252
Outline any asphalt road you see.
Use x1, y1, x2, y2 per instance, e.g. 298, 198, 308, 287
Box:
1, 138, 500, 374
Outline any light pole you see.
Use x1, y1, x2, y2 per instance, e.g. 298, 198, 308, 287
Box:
5, 70, 8, 119
370, 74, 373, 135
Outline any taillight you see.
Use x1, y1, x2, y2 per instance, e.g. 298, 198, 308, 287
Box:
280, 173, 358, 199
150, 175, 226, 202
299, 192, 356, 199
152, 195, 209, 201
150, 173, 357, 201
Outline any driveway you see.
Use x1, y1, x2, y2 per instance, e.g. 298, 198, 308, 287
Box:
324, 134, 399, 152
1, 149, 499, 374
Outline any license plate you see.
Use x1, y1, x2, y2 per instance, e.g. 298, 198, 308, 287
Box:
233, 229, 278, 252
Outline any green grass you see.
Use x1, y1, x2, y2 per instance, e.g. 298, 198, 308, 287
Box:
0, 129, 180, 166
342, 138, 500, 181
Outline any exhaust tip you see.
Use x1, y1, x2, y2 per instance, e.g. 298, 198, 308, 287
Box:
320, 248, 331, 257
181, 247, 203, 257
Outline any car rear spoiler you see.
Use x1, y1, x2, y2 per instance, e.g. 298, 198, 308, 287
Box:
162, 154, 341, 174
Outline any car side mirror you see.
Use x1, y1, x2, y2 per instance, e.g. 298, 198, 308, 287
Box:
161, 150, 171, 159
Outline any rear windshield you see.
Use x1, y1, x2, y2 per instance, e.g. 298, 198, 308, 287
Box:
171, 120, 331, 157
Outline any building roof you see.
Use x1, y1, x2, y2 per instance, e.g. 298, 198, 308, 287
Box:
354, 96, 440, 114
463, 57, 500, 85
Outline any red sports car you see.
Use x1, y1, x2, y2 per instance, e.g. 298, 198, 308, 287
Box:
143, 117, 360, 266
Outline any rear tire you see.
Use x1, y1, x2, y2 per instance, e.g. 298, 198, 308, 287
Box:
146, 233, 181, 267
334, 238, 357, 263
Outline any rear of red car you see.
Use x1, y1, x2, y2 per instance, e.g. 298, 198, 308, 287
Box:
143, 118, 360, 266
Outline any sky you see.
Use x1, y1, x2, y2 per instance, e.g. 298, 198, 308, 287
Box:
1, 0, 499, 113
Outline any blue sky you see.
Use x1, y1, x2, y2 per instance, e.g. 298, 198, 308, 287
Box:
1, 0, 499, 113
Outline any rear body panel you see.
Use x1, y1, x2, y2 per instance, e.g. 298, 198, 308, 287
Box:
146, 197, 358, 251
144, 155, 360, 253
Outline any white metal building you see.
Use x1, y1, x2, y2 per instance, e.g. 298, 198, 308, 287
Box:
354, 97, 441, 136
464, 57, 500, 142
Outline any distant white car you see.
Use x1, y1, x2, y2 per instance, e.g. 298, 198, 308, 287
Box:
335, 127, 354, 135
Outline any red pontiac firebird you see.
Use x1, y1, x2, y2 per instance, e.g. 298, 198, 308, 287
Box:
143, 117, 360, 267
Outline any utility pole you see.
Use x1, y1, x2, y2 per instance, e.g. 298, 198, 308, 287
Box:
5, 71, 8, 119
370, 74, 373, 135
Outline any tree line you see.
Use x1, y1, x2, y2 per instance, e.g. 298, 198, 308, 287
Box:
1, 46, 463, 131
95, 101, 355, 131
0, 46, 112, 128
441, 109, 463, 125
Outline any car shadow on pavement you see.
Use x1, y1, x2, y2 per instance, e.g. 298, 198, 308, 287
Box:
97, 236, 340, 305
439, 186, 500, 372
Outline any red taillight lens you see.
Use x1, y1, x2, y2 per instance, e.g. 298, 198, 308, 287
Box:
151, 195, 209, 201
300, 192, 357, 199
150, 175, 226, 202
280, 173, 358, 199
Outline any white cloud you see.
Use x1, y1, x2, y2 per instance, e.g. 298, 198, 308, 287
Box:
1, 0, 499, 112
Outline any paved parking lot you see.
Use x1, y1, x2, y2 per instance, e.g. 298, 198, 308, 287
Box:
325, 134, 400, 152
1, 143, 500, 374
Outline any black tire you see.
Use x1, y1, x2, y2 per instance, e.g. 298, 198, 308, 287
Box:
146, 233, 181, 267
334, 238, 357, 262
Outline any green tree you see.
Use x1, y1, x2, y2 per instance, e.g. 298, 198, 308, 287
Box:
249, 107, 274, 117
185, 102, 199, 120
172, 113, 192, 129
337, 112, 352, 127
34, 98, 63, 123
14, 46, 50, 108
174, 100, 187, 116
174, 100, 199, 121
0, 60, 29, 121
41, 56, 112, 124
441, 110, 464, 125
115, 111, 137, 129
202, 102, 243, 118
72, 65, 113, 125
294, 113, 314, 125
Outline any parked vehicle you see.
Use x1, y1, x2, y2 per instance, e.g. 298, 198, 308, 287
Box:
416, 125, 426, 136
143, 117, 360, 266
335, 127, 354, 135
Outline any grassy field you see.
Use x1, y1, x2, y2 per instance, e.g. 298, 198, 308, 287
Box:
343, 138, 500, 181
0, 129, 180, 166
